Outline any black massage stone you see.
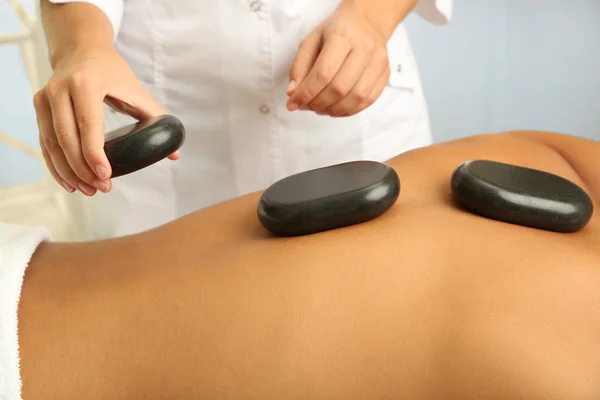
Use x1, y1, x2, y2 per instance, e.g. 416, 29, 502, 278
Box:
104, 114, 185, 178
451, 160, 593, 233
257, 161, 400, 237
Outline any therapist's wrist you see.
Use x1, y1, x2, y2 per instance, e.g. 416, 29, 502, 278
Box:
50, 41, 116, 71
42, 1, 116, 70
339, 0, 419, 39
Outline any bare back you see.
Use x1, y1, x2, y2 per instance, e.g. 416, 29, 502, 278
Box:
19, 131, 600, 399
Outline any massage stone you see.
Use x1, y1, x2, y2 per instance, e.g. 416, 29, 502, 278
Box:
258, 161, 400, 237
451, 160, 593, 233
104, 115, 185, 178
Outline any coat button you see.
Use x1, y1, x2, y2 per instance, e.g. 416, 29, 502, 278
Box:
250, 0, 261, 12
396, 64, 402, 73
259, 104, 270, 114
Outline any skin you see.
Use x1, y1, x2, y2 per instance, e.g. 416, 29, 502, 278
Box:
17, 131, 600, 399
37, 0, 178, 197
38, 0, 417, 197
287, 0, 419, 116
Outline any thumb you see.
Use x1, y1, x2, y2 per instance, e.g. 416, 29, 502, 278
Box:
288, 31, 322, 95
105, 87, 166, 121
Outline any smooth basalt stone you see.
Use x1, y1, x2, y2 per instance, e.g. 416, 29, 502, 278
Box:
104, 114, 185, 178
451, 160, 593, 233
258, 161, 400, 237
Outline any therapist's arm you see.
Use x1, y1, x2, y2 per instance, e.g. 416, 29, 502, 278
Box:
41, 1, 114, 69
344, 0, 420, 38
35, 1, 173, 198
286, 0, 418, 117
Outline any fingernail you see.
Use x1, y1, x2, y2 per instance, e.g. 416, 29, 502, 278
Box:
93, 180, 110, 193
77, 182, 95, 196
288, 102, 299, 111
286, 80, 296, 94
62, 181, 75, 193
95, 164, 109, 180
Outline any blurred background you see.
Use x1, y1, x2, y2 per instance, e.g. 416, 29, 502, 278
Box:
1, 0, 600, 240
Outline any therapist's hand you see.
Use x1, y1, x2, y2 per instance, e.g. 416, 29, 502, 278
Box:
34, 46, 179, 196
286, 0, 417, 117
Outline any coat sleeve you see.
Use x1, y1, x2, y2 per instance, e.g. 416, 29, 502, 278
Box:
412, 0, 452, 26
46, 0, 125, 40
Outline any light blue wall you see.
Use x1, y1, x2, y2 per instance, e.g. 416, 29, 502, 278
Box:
2, 0, 600, 188
0, 0, 43, 188
405, 0, 600, 142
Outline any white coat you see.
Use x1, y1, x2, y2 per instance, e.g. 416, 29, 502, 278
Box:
51, 0, 452, 239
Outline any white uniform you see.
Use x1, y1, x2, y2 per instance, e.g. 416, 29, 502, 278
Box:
51, 0, 452, 239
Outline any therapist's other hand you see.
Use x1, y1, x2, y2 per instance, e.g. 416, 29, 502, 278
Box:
286, 1, 392, 117
34, 46, 178, 196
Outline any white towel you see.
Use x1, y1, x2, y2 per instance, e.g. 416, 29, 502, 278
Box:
0, 222, 50, 400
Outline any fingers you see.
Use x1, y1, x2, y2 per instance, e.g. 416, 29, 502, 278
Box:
328, 65, 390, 117
305, 48, 369, 112
35, 92, 60, 184
287, 34, 352, 111
71, 77, 112, 183
33, 48, 172, 197
35, 89, 94, 195
35, 76, 109, 196
47, 85, 107, 194
105, 85, 167, 121
167, 151, 180, 161
39, 130, 74, 193
320, 44, 388, 117
353, 66, 390, 115
287, 31, 322, 96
